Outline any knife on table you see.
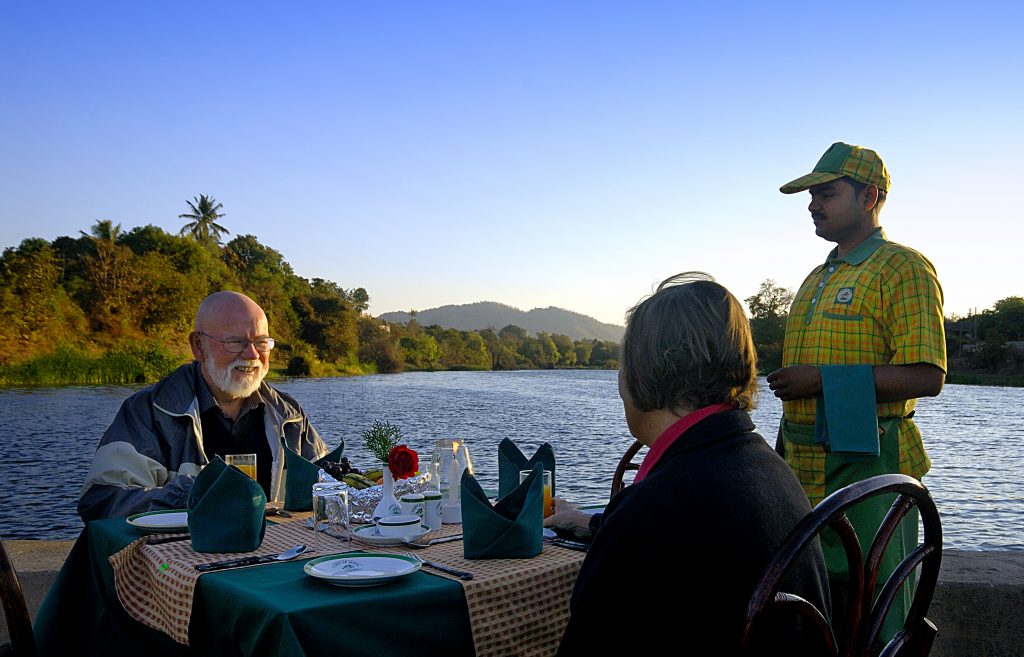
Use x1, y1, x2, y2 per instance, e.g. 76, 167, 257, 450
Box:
147, 534, 191, 545
195, 556, 271, 571
547, 538, 589, 552
195, 545, 308, 572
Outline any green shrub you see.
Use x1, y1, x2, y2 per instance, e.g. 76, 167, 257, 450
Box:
0, 342, 185, 386
287, 356, 312, 376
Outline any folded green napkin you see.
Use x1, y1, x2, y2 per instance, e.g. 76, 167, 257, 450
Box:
283, 442, 346, 511
815, 364, 879, 464
462, 465, 543, 559
187, 456, 267, 553
498, 438, 555, 500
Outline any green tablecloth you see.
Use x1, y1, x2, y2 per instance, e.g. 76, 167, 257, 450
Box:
35, 518, 475, 657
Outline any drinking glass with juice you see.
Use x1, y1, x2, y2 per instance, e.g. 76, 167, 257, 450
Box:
520, 469, 554, 517
225, 454, 257, 480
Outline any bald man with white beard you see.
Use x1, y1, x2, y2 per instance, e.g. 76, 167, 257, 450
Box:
79, 291, 328, 521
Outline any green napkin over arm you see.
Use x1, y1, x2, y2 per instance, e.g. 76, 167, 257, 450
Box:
187, 456, 267, 553
497, 438, 556, 500
815, 364, 879, 464
283, 442, 345, 511
462, 465, 544, 559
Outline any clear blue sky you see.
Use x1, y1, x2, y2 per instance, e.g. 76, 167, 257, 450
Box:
2, 1, 1020, 326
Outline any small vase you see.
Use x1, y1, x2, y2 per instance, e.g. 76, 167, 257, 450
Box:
372, 468, 402, 518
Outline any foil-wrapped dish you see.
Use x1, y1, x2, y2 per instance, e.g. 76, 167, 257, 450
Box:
317, 469, 434, 523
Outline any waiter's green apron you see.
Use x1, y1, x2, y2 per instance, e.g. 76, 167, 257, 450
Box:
782, 417, 918, 644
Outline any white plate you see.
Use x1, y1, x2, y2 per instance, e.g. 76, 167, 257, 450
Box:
303, 553, 421, 587
352, 524, 429, 546
127, 509, 189, 532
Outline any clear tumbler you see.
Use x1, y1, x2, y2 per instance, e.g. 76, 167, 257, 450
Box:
312, 483, 351, 553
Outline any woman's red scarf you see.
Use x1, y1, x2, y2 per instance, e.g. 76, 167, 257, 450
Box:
633, 403, 734, 484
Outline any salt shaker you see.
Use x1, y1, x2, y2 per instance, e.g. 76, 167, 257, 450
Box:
400, 493, 425, 521
423, 491, 443, 530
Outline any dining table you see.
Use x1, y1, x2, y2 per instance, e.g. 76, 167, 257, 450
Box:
33, 511, 589, 657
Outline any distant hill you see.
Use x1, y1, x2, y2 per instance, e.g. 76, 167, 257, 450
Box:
378, 302, 624, 342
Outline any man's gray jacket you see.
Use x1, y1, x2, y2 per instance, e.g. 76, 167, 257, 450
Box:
78, 362, 328, 521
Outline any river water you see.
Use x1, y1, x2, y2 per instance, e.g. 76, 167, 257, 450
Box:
1, 370, 1020, 550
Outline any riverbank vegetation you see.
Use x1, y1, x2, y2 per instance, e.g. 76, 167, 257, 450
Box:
0, 198, 620, 386
2, 198, 1019, 386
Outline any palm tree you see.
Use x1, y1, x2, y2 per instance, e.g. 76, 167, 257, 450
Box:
80, 219, 122, 243
178, 195, 229, 245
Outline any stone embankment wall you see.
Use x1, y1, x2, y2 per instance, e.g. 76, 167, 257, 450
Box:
2, 542, 1022, 656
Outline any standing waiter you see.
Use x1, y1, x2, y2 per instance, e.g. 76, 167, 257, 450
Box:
767, 142, 946, 639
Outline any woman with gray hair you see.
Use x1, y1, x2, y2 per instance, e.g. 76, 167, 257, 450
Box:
555, 273, 829, 656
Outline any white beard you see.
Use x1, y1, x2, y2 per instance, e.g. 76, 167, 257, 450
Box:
204, 353, 267, 400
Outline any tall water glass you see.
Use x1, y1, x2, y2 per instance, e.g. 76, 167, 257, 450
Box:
431, 439, 474, 500
312, 483, 351, 553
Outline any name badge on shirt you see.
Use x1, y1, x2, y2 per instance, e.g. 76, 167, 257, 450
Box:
835, 287, 855, 304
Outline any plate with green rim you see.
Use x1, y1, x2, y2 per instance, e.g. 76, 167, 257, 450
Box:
127, 509, 189, 532
303, 552, 421, 587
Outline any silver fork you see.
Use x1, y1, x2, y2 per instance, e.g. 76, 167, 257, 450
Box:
402, 534, 463, 548
405, 552, 474, 580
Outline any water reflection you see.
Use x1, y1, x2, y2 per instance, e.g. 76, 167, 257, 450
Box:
1, 372, 1021, 550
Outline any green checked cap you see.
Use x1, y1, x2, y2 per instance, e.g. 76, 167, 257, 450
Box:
780, 142, 890, 194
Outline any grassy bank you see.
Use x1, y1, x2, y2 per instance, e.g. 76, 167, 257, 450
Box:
754, 367, 1023, 388
6, 349, 1018, 388
0, 345, 381, 388
0, 344, 186, 387
946, 371, 1024, 387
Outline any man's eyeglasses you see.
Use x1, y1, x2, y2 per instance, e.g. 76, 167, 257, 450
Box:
196, 331, 276, 353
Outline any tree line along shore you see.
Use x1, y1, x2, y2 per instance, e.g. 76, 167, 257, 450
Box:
2, 196, 1021, 387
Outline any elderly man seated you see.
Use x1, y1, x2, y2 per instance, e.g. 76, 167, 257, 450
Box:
78, 291, 327, 521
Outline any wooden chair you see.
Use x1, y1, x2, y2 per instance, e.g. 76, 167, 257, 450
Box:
609, 439, 644, 501
0, 536, 36, 657
740, 474, 942, 657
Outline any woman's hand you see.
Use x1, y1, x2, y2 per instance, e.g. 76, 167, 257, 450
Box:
543, 497, 592, 532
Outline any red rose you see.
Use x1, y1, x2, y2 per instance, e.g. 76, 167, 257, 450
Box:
388, 444, 419, 480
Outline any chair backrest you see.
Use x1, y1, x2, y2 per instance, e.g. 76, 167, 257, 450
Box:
741, 474, 942, 657
1, 535, 36, 657
609, 439, 644, 501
